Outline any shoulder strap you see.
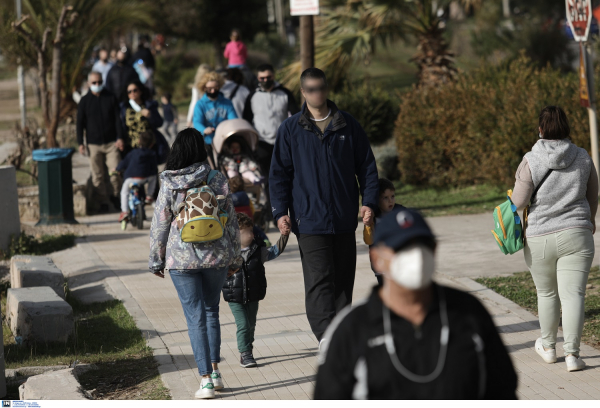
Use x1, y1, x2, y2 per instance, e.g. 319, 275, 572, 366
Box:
230, 84, 240, 99
531, 169, 553, 201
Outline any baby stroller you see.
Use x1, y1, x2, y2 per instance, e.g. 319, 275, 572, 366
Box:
212, 119, 270, 232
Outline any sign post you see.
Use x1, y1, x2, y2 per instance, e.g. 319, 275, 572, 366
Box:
566, 0, 599, 181
291, 0, 319, 72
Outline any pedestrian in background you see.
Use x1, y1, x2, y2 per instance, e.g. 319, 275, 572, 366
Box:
192, 71, 237, 148
161, 93, 178, 145
315, 208, 518, 399
149, 128, 242, 399
243, 63, 299, 208
222, 68, 250, 118
224, 29, 247, 68
76, 71, 124, 213
105, 49, 139, 100
511, 106, 598, 372
269, 68, 378, 344
187, 64, 212, 128
91, 48, 113, 84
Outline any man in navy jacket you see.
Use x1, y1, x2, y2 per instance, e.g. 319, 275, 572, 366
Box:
269, 68, 379, 343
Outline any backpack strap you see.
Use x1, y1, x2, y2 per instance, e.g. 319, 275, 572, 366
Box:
230, 84, 241, 99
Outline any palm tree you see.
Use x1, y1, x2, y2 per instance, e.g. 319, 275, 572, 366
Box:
1, 0, 154, 147
280, 0, 481, 92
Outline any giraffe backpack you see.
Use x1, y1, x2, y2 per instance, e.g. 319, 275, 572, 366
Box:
175, 170, 229, 243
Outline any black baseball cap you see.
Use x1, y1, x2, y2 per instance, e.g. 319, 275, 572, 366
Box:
373, 208, 436, 252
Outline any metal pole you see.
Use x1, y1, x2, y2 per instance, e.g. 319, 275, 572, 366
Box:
275, 0, 286, 42
585, 42, 600, 183
502, 0, 510, 18
16, 0, 26, 128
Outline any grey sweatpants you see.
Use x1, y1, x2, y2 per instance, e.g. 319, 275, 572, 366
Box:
525, 228, 594, 356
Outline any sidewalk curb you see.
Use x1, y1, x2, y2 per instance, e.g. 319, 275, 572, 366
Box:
63, 237, 179, 399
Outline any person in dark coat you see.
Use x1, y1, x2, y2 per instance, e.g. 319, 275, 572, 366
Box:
269, 68, 379, 344
105, 50, 139, 100
314, 208, 518, 400
222, 213, 289, 368
76, 71, 125, 212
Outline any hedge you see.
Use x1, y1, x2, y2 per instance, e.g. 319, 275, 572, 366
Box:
395, 55, 593, 187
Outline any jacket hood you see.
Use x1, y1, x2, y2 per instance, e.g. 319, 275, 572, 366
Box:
530, 139, 578, 170
160, 162, 212, 190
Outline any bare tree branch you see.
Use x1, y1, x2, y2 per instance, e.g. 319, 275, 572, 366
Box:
54, 5, 74, 44
11, 15, 42, 55
41, 27, 52, 52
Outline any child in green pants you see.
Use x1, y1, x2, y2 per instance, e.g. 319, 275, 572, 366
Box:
222, 213, 289, 367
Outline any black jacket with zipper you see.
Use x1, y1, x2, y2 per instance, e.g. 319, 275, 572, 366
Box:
222, 239, 267, 304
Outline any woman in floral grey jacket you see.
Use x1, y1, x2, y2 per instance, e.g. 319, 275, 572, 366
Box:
149, 128, 242, 399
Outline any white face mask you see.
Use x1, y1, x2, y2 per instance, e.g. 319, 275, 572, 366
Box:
90, 84, 104, 93
389, 245, 435, 290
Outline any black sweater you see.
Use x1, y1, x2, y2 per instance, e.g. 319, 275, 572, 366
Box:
76, 90, 123, 146
315, 284, 518, 400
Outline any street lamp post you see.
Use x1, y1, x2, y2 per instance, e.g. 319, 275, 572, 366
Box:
16, 0, 26, 129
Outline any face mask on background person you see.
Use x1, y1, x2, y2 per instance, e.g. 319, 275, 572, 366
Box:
259, 79, 274, 91
90, 83, 104, 93
205, 90, 219, 99
389, 245, 435, 290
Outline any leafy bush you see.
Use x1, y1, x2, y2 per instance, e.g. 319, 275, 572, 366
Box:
330, 83, 399, 145
395, 55, 591, 187
0, 232, 77, 260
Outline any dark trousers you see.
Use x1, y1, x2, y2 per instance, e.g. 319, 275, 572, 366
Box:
298, 233, 357, 341
256, 141, 274, 218
228, 301, 260, 354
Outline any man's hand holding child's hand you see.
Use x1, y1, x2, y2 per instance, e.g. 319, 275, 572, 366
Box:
277, 216, 291, 236
361, 206, 373, 226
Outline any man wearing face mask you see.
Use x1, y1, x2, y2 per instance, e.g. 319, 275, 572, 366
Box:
243, 64, 299, 207
77, 71, 125, 213
314, 208, 518, 399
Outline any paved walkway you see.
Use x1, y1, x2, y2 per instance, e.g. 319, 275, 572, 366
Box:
50, 212, 600, 400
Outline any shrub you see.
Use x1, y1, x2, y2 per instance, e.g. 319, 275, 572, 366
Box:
330, 83, 399, 145
395, 55, 591, 187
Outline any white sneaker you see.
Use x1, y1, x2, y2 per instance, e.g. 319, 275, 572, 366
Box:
566, 355, 586, 372
535, 338, 557, 363
195, 377, 215, 399
211, 370, 224, 390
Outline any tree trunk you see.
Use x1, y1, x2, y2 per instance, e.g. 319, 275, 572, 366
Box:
413, 28, 457, 88
47, 6, 73, 148
37, 51, 50, 131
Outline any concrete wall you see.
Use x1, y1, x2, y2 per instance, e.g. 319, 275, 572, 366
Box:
0, 166, 21, 251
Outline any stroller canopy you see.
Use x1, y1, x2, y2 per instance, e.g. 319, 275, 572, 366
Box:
213, 119, 259, 154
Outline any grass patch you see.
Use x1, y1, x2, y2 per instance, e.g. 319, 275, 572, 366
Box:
1, 282, 170, 400
15, 162, 38, 187
395, 182, 506, 217
476, 266, 600, 351
0, 232, 77, 260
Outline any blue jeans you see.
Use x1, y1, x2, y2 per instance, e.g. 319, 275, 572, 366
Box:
169, 267, 228, 375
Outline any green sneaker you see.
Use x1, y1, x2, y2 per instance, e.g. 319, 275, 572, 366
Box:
195, 378, 215, 399
211, 370, 224, 390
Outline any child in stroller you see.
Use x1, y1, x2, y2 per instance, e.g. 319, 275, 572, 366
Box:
212, 119, 270, 232
220, 138, 262, 184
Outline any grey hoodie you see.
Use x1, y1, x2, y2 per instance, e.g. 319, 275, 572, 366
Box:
148, 162, 242, 272
521, 139, 594, 237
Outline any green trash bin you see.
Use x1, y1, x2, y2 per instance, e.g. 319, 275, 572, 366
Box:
33, 148, 78, 225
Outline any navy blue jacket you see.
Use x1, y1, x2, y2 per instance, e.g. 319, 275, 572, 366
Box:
116, 147, 158, 180
269, 100, 379, 235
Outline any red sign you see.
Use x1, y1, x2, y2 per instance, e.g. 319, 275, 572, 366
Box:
566, 0, 593, 42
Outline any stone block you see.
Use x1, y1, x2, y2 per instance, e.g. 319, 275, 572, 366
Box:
6, 287, 74, 345
10, 255, 65, 299
19, 368, 88, 400
0, 166, 21, 251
